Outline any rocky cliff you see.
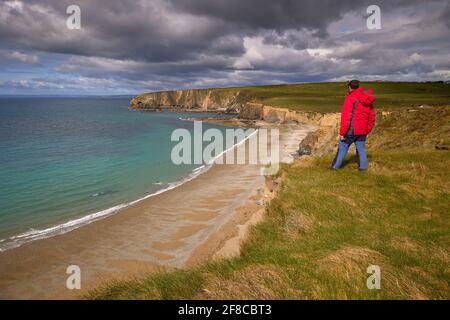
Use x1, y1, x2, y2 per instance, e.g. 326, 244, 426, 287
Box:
130, 89, 339, 128
130, 88, 253, 113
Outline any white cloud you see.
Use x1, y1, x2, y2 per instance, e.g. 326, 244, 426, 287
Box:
2, 51, 40, 64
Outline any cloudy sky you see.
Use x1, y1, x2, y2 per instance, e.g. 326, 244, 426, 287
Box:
0, 0, 449, 95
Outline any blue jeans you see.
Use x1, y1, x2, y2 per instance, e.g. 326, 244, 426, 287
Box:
331, 135, 368, 170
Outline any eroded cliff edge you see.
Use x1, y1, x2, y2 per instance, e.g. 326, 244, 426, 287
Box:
130, 88, 252, 113
130, 88, 340, 130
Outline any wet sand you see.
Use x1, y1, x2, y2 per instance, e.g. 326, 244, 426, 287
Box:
0, 123, 315, 299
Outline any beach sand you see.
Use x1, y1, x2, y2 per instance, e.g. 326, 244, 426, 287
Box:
0, 123, 315, 299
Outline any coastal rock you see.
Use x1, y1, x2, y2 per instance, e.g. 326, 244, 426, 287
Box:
263, 106, 288, 123
240, 102, 264, 120
240, 102, 320, 125
295, 113, 340, 157
317, 113, 340, 128
298, 132, 318, 156
130, 89, 252, 112
130, 88, 329, 127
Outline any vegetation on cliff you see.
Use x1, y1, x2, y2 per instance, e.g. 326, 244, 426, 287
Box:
87, 106, 450, 300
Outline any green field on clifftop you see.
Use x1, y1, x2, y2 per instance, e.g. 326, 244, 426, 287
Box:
237, 82, 450, 113
135, 82, 450, 113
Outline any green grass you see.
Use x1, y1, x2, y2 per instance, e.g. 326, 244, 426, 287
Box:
205, 81, 450, 113
241, 82, 450, 112
87, 107, 450, 300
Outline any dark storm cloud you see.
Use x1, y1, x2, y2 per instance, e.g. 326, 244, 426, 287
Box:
167, 0, 442, 36
440, 2, 450, 28
168, 0, 356, 32
0, 0, 449, 94
1, 0, 439, 62
0, 0, 252, 63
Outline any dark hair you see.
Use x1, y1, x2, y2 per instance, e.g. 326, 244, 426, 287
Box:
348, 79, 360, 90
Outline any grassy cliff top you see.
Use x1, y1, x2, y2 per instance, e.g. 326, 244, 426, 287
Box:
139, 82, 450, 113
238, 82, 450, 113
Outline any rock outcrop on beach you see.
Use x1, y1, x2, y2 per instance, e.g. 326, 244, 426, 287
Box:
296, 112, 340, 157
239, 102, 324, 124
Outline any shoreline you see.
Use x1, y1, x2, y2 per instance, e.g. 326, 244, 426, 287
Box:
0, 119, 316, 299
0, 123, 254, 253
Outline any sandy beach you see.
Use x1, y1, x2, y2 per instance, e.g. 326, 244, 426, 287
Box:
0, 122, 315, 299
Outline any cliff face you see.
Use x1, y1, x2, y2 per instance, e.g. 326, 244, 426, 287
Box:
239, 102, 327, 124
130, 88, 338, 126
130, 89, 252, 112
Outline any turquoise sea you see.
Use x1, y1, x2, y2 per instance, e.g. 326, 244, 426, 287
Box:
0, 97, 234, 251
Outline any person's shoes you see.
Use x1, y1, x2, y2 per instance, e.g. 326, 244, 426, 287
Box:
330, 167, 338, 171
358, 168, 367, 172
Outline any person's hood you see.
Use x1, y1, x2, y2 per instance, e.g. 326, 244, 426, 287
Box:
352, 87, 375, 107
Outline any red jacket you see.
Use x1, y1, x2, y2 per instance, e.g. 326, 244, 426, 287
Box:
339, 87, 375, 136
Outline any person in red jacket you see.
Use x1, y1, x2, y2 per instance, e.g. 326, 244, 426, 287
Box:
331, 80, 375, 171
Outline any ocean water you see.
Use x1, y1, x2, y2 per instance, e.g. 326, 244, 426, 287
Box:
0, 97, 235, 250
